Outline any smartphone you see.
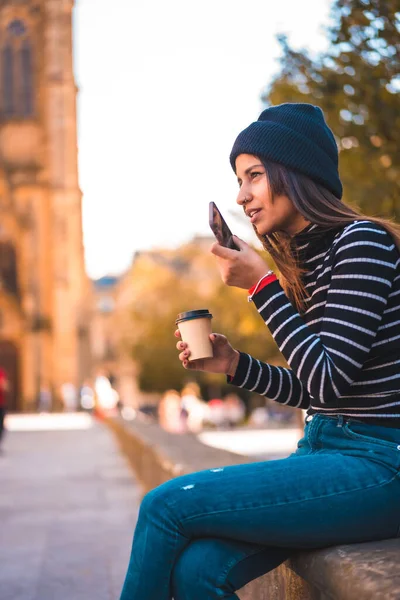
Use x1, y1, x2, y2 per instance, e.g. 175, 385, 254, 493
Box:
209, 201, 240, 251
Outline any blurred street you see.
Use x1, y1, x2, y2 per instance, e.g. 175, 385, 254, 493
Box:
0, 414, 140, 600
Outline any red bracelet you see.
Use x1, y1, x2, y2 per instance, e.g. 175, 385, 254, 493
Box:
248, 271, 277, 301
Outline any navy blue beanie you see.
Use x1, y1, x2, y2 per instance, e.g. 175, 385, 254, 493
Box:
230, 103, 342, 199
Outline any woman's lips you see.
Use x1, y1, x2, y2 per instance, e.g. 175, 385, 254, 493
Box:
250, 209, 261, 224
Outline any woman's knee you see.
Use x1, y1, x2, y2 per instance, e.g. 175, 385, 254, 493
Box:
139, 476, 189, 521
139, 481, 173, 518
142, 469, 204, 510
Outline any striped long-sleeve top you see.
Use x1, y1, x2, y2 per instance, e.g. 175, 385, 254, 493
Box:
230, 220, 400, 426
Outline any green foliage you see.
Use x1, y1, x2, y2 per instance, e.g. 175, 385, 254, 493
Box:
127, 241, 280, 394
263, 0, 400, 217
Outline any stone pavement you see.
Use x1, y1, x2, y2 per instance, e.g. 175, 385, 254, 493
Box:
0, 413, 141, 600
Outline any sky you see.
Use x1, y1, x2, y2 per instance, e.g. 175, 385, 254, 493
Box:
73, 0, 333, 279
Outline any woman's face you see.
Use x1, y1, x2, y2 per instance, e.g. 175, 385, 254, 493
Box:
235, 154, 310, 237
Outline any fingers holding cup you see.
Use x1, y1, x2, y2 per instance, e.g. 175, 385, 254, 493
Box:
175, 309, 213, 361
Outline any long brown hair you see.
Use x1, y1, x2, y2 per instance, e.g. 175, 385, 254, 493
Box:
256, 160, 400, 314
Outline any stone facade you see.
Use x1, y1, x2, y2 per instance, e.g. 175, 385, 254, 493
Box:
0, 0, 91, 410
91, 276, 120, 386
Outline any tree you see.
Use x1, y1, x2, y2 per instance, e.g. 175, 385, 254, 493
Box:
263, 0, 400, 217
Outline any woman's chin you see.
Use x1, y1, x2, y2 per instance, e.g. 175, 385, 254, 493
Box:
255, 223, 272, 237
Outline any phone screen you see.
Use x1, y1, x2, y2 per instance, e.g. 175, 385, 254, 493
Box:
209, 202, 239, 251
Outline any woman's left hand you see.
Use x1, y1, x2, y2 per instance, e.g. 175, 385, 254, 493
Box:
210, 236, 272, 289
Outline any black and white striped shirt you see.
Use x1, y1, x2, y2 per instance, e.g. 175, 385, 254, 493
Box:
230, 220, 400, 426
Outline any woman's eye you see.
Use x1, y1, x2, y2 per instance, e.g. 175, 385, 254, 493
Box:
250, 171, 262, 179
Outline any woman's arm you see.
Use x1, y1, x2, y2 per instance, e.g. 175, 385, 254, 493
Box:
175, 332, 312, 410
228, 351, 311, 409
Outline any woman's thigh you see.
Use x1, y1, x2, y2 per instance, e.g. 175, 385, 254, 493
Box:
156, 451, 400, 549
172, 537, 290, 600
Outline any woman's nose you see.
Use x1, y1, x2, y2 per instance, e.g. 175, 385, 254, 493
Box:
237, 192, 250, 206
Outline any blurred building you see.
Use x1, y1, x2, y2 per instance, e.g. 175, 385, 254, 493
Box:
91, 276, 119, 385
0, 0, 91, 410
90, 272, 158, 409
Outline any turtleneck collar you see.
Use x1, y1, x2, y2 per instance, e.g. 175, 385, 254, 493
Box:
291, 222, 320, 246
290, 222, 343, 264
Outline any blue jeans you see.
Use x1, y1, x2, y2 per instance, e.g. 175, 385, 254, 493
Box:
120, 415, 400, 599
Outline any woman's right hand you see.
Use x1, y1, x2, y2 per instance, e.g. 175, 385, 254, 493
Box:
174, 330, 240, 377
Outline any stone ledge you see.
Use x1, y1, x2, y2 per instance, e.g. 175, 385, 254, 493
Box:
290, 540, 400, 600
106, 416, 400, 600
105, 416, 261, 493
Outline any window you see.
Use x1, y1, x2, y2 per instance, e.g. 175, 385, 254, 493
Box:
1, 19, 35, 118
2, 45, 14, 116
21, 41, 34, 116
7, 20, 26, 37
0, 242, 18, 297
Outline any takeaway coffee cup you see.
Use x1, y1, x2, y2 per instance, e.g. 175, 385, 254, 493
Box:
176, 309, 213, 361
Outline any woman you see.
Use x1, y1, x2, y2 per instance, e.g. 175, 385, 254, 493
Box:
120, 103, 400, 600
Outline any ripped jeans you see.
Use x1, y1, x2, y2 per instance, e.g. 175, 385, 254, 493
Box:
120, 415, 400, 600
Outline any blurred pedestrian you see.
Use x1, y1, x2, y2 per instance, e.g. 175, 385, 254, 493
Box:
94, 375, 118, 412
224, 393, 245, 427
0, 367, 8, 446
60, 382, 77, 412
180, 383, 207, 433
248, 405, 270, 427
158, 389, 184, 433
38, 383, 52, 413
79, 381, 95, 411
206, 398, 226, 429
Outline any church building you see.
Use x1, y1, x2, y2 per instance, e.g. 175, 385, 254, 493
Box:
0, 0, 91, 411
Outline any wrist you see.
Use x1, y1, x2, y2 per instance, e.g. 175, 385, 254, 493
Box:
248, 270, 276, 300
227, 350, 240, 378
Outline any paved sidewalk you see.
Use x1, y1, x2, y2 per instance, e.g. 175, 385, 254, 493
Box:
0, 414, 141, 600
